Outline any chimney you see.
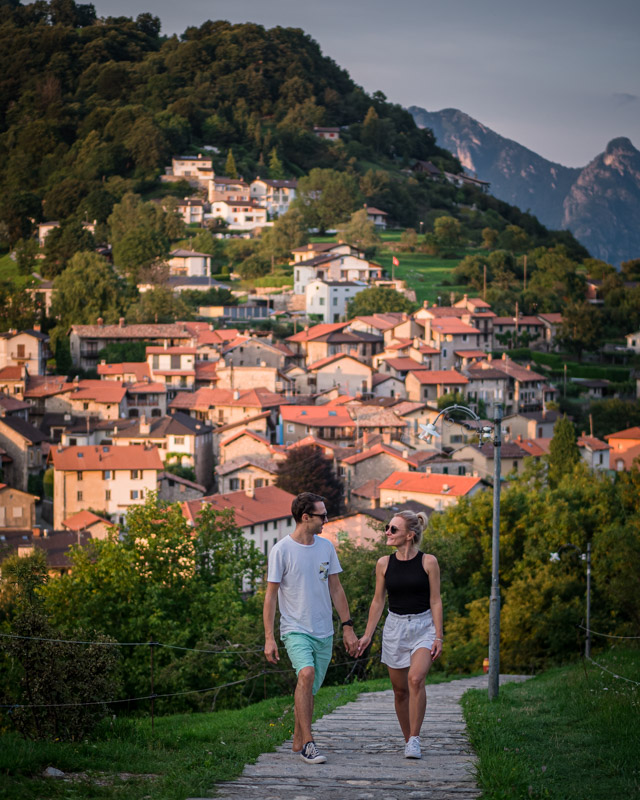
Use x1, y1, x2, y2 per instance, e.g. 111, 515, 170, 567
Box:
362, 430, 369, 448
382, 431, 391, 445
97, 317, 104, 326
402, 449, 409, 459
43, 529, 50, 538
139, 415, 150, 435
517, 434, 522, 443
442, 484, 450, 493
233, 389, 240, 400
423, 300, 429, 309
487, 354, 492, 362
118, 317, 125, 328
32, 527, 42, 537
246, 486, 255, 499
33, 323, 41, 332
526, 364, 531, 370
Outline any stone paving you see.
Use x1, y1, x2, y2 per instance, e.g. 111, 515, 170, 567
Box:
192, 673, 530, 800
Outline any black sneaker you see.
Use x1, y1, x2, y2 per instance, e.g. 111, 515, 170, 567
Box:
300, 741, 327, 764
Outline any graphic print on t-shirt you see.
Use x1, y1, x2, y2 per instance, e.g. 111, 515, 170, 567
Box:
318, 561, 329, 581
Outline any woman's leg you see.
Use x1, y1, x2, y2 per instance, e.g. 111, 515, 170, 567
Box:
407, 647, 433, 737
387, 666, 411, 741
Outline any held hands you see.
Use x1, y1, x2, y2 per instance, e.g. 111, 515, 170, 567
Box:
356, 634, 372, 657
342, 626, 359, 657
430, 637, 443, 661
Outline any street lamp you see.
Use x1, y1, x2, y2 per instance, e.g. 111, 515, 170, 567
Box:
550, 542, 592, 658
420, 402, 503, 699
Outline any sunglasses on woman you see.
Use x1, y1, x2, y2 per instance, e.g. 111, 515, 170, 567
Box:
385, 524, 399, 534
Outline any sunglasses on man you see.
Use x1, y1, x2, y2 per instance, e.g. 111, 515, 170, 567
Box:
307, 512, 328, 520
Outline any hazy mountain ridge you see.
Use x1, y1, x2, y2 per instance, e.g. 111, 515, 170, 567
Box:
409, 106, 640, 265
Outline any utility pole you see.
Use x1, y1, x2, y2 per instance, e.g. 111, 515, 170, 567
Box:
483, 264, 487, 299
585, 541, 592, 659
488, 405, 502, 700
523, 254, 527, 291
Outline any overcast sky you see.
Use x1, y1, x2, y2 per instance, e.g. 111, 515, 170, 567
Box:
99, 0, 639, 167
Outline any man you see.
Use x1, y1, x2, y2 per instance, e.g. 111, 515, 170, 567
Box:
263, 491, 358, 764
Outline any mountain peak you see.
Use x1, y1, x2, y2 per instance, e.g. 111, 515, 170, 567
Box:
604, 137, 637, 156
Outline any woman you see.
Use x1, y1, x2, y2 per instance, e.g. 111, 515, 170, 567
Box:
356, 510, 443, 759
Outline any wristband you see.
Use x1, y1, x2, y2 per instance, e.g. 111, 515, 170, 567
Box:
341, 619, 354, 628
435, 637, 443, 642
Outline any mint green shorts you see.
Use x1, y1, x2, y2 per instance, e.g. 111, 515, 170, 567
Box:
282, 632, 333, 695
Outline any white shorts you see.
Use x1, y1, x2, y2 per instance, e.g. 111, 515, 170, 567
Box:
381, 610, 436, 669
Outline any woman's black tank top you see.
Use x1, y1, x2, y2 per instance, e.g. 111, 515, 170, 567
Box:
385, 551, 430, 615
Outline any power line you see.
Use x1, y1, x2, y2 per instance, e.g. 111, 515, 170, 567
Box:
579, 625, 640, 640
586, 656, 640, 687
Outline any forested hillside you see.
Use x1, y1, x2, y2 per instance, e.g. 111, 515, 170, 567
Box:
0, 0, 582, 251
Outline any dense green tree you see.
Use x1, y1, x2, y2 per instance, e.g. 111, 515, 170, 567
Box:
43, 221, 95, 278
41, 498, 267, 710
0, 280, 38, 331
49, 252, 127, 351
556, 301, 603, 361
337, 208, 381, 259
433, 215, 463, 256
346, 286, 416, 317
275, 445, 345, 516
547, 415, 580, 488
225, 149, 238, 179
126, 286, 192, 324
482, 227, 499, 249
259, 208, 308, 265
268, 147, 285, 180
293, 168, 362, 233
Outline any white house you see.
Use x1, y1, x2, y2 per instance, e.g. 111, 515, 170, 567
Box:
313, 126, 340, 140
250, 178, 297, 218
176, 198, 207, 225
168, 155, 214, 184
209, 199, 267, 229
294, 255, 382, 294
626, 331, 640, 353
305, 280, 367, 323
366, 207, 388, 229
167, 249, 212, 277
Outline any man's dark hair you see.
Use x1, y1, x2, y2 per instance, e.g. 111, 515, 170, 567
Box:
291, 492, 325, 523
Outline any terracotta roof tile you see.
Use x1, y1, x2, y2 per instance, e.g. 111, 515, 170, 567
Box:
408, 370, 468, 385
51, 444, 163, 471
379, 471, 481, 496
183, 485, 296, 527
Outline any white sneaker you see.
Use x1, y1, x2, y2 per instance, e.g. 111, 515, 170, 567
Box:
404, 736, 422, 759
300, 741, 327, 764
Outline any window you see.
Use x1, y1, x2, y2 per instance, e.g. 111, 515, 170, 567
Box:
77, 471, 83, 481
83, 402, 89, 410
264, 541, 268, 555
255, 478, 264, 488
174, 437, 185, 446
105, 490, 111, 501
170, 355, 180, 369
103, 470, 111, 480
333, 297, 338, 306
130, 490, 139, 500
319, 298, 325, 305
152, 355, 159, 369
131, 470, 139, 479
287, 424, 294, 433
77, 491, 83, 501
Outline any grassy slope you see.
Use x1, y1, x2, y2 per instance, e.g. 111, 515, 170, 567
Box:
462, 648, 640, 800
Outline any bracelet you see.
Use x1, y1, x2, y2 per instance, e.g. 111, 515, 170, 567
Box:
435, 637, 444, 642
341, 619, 354, 628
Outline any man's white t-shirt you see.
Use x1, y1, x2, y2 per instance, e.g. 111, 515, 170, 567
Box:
267, 534, 342, 639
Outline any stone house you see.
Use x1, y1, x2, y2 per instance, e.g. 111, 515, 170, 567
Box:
49, 443, 163, 528
0, 483, 38, 528
0, 327, 51, 376
0, 417, 49, 492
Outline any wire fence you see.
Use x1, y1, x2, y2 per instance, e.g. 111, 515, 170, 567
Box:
0, 628, 379, 722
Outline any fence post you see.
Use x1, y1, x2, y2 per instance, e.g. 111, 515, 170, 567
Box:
149, 641, 158, 731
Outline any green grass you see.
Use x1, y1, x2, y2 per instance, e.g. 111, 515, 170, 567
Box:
462, 648, 640, 800
0, 671, 479, 800
377, 250, 468, 304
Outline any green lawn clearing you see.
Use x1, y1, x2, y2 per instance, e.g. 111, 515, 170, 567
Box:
462, 647, 640, 800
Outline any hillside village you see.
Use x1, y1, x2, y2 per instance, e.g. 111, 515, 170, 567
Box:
0, 7, 639, 581
2, 205, 640, 571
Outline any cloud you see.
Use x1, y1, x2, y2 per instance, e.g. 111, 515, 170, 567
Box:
613, 92, 639, 107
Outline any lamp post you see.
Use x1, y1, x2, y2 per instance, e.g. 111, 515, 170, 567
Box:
420, 402, 503, 699
550, 541, 592, 658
